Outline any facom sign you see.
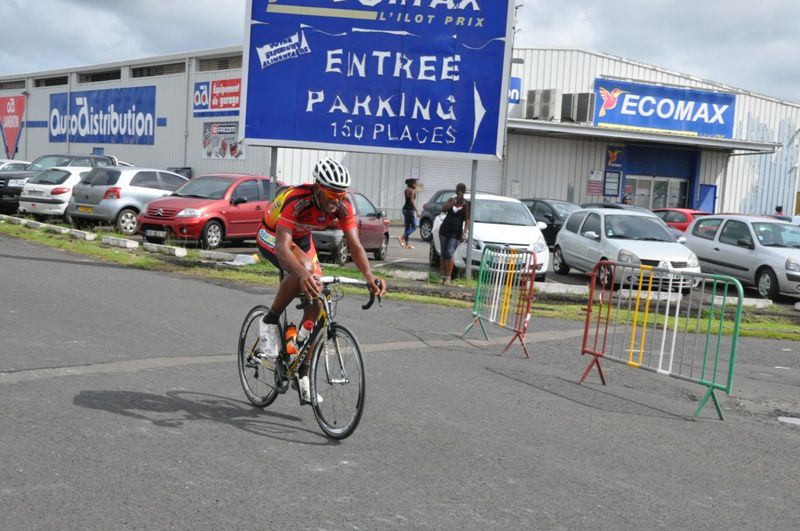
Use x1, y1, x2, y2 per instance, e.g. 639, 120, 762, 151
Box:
49, 87, 156, 144
241, 0, 515, 160
593, 78, 736, 139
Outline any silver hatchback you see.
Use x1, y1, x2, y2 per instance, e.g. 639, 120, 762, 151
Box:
67, 167, 188, 235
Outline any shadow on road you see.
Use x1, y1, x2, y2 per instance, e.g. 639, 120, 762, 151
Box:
486, 367, 691, 421
74, 389, 339, 445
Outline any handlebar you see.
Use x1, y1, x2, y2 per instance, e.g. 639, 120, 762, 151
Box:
294, 276, 382, 310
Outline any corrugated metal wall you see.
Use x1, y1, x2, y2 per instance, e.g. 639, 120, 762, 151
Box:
3, 46, 799, 218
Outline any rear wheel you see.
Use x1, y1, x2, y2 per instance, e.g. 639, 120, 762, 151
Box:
115, 208, 139, 235
419, 218, 433, 242
756, 267, 779, 299
61, 210, 73, 226
331, 238, 349, 266
237, 305, 279, 408
201, 220, 223, 249
310, 323, 365, 440
373, 234, 388, 261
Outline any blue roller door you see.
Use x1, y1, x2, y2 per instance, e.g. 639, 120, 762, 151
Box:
626, 145, 696, 178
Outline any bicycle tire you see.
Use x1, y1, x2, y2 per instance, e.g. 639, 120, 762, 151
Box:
310, 323, 365, 440
237, 305, 279, 408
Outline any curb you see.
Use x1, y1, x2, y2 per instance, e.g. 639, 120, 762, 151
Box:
144, 242, 187, 257
101, 235, 139, 250
69, 229, 97, 241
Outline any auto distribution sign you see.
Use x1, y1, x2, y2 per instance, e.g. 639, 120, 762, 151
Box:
241, 0, 515, 160
593, 78, 736, 139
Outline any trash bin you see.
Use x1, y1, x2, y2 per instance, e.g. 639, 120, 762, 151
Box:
167, 166, 192, 179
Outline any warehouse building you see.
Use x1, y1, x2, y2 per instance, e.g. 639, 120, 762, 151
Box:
0, 45, 797, 217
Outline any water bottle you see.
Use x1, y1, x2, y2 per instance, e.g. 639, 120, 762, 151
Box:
284, 323, 298, 355
296, 320, 314, 348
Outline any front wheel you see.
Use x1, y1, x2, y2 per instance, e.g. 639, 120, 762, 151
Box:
419, 218, 433, 242
756, 267, 779, 299
238, 305, 279, 408
201, 220, 223, 249
310, 323, 365, 440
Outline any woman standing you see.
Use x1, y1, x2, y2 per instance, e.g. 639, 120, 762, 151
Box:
438, 183, 470, 285
399, 178, 419, 249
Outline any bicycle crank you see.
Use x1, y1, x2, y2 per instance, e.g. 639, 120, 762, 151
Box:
274, 358, 291, 394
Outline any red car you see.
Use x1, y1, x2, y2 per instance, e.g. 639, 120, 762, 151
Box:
138, 174, 281, 249
652, 208, 710, 232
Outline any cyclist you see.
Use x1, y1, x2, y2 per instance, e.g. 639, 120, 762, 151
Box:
254, 157, 387, 403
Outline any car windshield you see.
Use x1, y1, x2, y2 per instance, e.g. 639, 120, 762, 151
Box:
604, 215, 673, 241
548, 200, 579, 218
474, 199, 534, 226
172, 176, 233, 199
752, 222, 800, 248
29, 156, 72, 171
28, 169, 70, 185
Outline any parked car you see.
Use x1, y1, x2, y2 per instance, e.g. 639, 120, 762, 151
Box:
653, 208, 710, 232
430, 193, 550, 280
0, 159, 30, 171
521, 198, 580, 247
682, 214, 800, 299
17, 167, 92, 223
68, 167, 188, 235
312, 191, 390, 266
0, 153, 121, 213
553, 208, 701, 288
138, 174, 276, 249
419, 188, 458, 242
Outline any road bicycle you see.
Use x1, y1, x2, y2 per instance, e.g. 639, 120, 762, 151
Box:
237, 276, 380, 440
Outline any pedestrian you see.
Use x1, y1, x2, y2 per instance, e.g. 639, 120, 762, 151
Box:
438, 183, 470, 285
775, 205, 784, 215
399, 178, 419, 249
622, 194, 633, 205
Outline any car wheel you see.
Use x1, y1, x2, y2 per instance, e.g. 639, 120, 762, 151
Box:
61, 210, 73, 226
115, 208, 139, 235
201, 220, 224, 250
429, 241, 440, 267
553, 246, 570, 274
373, 234, 388, 261
597, 262, 613, 288
756, 267, 779, 299
419, 218, 433, 242
332, 238, 349, 266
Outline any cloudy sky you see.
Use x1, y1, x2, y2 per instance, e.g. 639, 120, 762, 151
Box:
1, 0, 798, 103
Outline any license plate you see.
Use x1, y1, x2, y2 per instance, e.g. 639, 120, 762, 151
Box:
145, 229, 167, 238
29, 190, 44, 196
78, 206, 93, 213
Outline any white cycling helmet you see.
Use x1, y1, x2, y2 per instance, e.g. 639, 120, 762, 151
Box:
313, 157, 351, 191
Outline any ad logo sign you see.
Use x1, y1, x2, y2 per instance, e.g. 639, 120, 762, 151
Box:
242, 0, 515, 160
193, 79, 242, 116
49, 87, 156, 144
593, 78, 736, 139
0, 95, 25, 159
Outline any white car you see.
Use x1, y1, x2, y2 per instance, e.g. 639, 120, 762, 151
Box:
553, 208, 701, 287
430, 192, 550, 280
18, 167, 92, 223
0, 159, 30, 171
682, 214, 800, 299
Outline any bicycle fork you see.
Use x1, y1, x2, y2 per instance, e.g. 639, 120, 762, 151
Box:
323, 330, 350, 385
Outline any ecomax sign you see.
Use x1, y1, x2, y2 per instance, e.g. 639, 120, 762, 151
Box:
241, 0, 514, 160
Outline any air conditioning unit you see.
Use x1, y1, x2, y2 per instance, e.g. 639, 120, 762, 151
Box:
538, 89, 561, 121
559, 92, 595, 123
525, 90, 540, 119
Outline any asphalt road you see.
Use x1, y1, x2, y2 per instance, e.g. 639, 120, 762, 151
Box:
1, 235, 799, 529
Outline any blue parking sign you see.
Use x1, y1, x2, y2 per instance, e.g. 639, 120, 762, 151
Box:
241, 1, 514, 160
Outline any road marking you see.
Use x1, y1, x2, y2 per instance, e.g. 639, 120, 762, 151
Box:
0, 329, 586, 385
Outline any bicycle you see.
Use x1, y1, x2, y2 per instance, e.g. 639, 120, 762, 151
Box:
237, 276, 381, 440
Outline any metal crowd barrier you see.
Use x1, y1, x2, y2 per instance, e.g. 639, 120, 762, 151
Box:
580, 260, 744, 419
464, 246, 538, 358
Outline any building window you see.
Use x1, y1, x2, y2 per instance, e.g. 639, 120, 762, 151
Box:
78, 70, 121, 83
0, 80, 25, 90
132, 63, 186, 78
197, 56, 242, 72
34, 76, 68, 87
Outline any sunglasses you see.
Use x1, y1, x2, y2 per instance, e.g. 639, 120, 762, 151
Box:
318, 186, 347, 201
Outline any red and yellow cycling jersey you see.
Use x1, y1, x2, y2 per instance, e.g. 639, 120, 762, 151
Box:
257, 184, 356, 247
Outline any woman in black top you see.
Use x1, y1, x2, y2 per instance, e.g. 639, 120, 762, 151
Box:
438, 183, 470, 285
399, 178, 419, 249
